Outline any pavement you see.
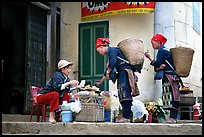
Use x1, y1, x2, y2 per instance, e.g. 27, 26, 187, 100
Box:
2, 114, 202, 135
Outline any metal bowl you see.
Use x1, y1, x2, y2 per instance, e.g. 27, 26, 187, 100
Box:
179, 96, 196, 106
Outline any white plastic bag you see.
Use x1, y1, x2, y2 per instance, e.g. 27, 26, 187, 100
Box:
131, 100, 148, 121
70, 98, 81, 113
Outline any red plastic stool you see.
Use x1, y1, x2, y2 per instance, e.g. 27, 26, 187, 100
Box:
29, 85, 48, 122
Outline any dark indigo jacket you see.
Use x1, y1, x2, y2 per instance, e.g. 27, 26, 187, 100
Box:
151, 45, 176, 74
38, 71, 71, 97
107, 47, 133, 72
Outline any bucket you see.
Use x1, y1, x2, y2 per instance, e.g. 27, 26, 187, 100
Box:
104, 110, 111, 122
117, 38, 144, 70
61, 110, 73, 122
170, 47, 194, 77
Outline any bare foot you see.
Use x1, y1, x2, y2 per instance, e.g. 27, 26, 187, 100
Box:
49, 112, 56, 124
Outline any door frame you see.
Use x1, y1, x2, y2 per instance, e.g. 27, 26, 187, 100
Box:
78, 21, 109, 90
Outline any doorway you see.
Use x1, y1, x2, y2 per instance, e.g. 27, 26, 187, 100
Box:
2, 3, 26, 114
2, 2, 47, 114
78, 21, 109, 91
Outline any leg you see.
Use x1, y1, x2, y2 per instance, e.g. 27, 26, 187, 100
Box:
36, 91, 59, 123
29, 105, 35, 122
55, 92, 71, 122
121, 100, 132, 119
42, 105, 47, 122
170, 101, 179, 120
36, 105, 42, 122
116, 100, 132, 123
59, 92, 70, 104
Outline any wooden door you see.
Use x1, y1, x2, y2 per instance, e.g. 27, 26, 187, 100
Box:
24, 4, 47, 114
79, 21, 109, 91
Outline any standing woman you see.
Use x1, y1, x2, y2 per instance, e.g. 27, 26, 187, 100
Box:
144, 33, 182, 123
95, 38, 139, 123
36, 60, 79, 123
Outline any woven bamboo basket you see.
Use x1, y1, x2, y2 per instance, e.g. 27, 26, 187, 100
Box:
117, 38, 144, 70
75, 103, 104, 122
170, 47, 194, 77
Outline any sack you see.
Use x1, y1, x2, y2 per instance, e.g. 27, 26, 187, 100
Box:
154, 70, 164, 80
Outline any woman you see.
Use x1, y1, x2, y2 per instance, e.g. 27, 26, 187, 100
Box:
144, 33, 182, 123
36, 59, 79, 123
95, 38, 139, 123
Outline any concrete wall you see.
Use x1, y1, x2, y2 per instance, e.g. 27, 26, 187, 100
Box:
60, 2, 202, 103
149, 2, 202, 100
61, 2, 155, 102
173, 2, 202, 97
61, 2, 81, 80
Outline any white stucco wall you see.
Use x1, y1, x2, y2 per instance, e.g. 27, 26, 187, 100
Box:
60, 2, 202, 103
61, 2, 155, 102
152, 2, 202, 99
107, 14, 155, 102
173, 2, 202, 97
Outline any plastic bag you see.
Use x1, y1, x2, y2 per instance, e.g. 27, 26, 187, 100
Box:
70, 98, 81, 113
131, 100, 148, 121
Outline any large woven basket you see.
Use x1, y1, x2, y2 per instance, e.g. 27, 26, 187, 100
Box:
117, 38, 144, 69
170, 47, 194, 77
75, 103, 104, 122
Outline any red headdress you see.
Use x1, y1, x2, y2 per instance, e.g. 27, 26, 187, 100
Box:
151, 33, 167, 45
96, 38, 111, 49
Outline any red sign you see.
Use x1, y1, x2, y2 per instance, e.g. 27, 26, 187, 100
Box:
81, 2, 156, 21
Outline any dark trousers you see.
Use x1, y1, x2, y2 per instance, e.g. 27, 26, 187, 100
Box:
170, 101, 179, 119
121, 100, 133, 119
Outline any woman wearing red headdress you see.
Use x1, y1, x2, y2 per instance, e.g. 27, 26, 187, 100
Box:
95, 38, 139, 123
144, 33, 183, 123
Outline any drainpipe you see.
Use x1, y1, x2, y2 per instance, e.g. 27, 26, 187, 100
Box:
46, 10, 52, 81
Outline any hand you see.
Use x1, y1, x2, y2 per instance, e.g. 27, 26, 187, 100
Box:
144, 50, 150, 58
70, 80, 79, 86
159, 64, 166, 69
94, 81, 101, 86
76, 85, 82, 88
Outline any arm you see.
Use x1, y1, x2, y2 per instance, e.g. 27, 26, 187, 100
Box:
95, 68, 108, 86
107, 47, 118, 70
95, 76, 107, 86
144, 48, 170, 69
144, 50, 154, 62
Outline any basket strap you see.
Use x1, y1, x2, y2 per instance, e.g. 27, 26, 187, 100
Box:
165, 60, 174, 70
117, 56, 130, 64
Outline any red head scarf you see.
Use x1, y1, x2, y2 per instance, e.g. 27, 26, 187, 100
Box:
96, 38, 111, 49
151, 33, 167, 45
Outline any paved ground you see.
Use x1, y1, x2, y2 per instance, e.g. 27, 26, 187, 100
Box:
2, 114, 202, 135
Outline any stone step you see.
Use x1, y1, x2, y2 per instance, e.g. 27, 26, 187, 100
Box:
2, 114, 202, 135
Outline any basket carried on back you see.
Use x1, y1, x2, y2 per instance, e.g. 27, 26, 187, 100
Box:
117, 38, 144, 71
170, 47, 194, 77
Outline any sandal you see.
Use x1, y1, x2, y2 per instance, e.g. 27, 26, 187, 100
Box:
49, 119, 57, 124
116, 117, 130, 123
166, 118, 177, 123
